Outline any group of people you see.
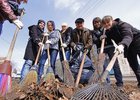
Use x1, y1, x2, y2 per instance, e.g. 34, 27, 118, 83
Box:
0, 0, 140, 88
20, 16, 140, 88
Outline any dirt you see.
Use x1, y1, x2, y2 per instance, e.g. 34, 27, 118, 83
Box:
0, 79, 140, 100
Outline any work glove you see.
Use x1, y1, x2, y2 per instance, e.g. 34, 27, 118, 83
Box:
114, 44, 124, 54
45, 40, 51, 44
61, 43, 67, 48
38, 42, 43, 47
43, 32, 49, 36
12, 19, 23, 29
100, 34, 107, 40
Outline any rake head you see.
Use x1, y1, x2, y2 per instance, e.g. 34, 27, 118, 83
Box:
71, 83, 129, 100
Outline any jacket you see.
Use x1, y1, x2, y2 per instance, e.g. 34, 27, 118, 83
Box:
24, 25, 44, 61
0, 0, 17, 22
105, 18, 140, 56
71, 27, 92, 50
92, 27, 113, 49
48, 30, 60, 50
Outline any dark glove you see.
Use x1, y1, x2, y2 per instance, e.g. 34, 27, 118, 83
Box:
74, 43, 84, 51
100, 34, 107, 40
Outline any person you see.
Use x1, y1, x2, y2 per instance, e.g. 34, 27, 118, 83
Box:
102, 15, 140, 88
59, 22, 73, 61
0, 0, 27, 35
38, 20, 60, 81
92, 17, 123, 86
71, 18, 93, 58
70, 18, 94, 84
20, 20, 45, 81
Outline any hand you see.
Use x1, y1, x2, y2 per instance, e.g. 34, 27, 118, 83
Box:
84, 49, 89, 53
114, 44, 124, 54
45, 40, 51, 44
12, 19, 23, 29
43, 32, 49, 36
100, 35, 106, 40
61, 43, 67, 48
38, 42, 43, 47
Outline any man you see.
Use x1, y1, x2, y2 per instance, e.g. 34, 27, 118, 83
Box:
102, 15, 140, 88
70, 18, 94, 84
92, 17, 123, 86
20, 20, 45, 81
0, 0, 26, 35
71, 18, 92, 57
59, 22, 73, 61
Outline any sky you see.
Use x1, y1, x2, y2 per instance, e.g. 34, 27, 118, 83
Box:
0, 0, 140, 71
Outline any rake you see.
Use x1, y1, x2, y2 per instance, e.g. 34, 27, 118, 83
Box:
22, 35, 45, 85
59, 32, 75, 86
0, 10, 24, 96
88, 28, 106, 84
43, 34, 55, 83
71, 50, 129, 100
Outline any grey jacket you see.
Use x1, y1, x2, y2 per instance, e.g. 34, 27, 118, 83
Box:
47, 30, 60, 50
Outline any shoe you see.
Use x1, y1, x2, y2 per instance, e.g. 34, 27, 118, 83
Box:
116, 83, 123, 87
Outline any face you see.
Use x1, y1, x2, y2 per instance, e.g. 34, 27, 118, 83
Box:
93, 21, 101, 29
38, 22, 45, 30
61, 25, 67, 31
76, 22, 84, 30
102, 20, 113, 30
47, 22, 54, 32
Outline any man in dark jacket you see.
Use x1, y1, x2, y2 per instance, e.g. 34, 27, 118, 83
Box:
20, 20, 45, 81
59, 23, 73, 61
92, 17, 123, 86
102, 15, 140, 88
0, 0, 26, 35
71, 18, 92, 57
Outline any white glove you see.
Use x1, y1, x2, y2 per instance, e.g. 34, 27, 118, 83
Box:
12, 19, 23, 29
38, 42, 43, 47
114, 44, 124, 54
43, 32, 49, 36
61, 43, 67, 48
45, 40, 51, 44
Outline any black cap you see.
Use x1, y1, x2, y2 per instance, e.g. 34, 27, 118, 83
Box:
38, 19, 45, 25
75, 18, 84, 23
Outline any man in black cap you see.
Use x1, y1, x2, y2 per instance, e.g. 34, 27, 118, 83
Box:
71, 18, 92, 57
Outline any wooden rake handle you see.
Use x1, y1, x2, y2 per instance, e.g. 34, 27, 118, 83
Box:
34, 36, 45, 65
101, 51, 119, 82
46, 36, 51, 66
75, 51, 87, 87
6, 10, 25, 60
59, 32, 67, 61
99, 28, 106, 54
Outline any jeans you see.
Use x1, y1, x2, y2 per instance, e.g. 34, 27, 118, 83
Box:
104, 47, 123, 85
59, 49, 71, 61
0, 22, 3, 36
38, 49, 58, 81
20, 60, 33, 81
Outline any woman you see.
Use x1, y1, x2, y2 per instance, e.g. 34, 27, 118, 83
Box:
102, 15, 140, 88
38, 20, 60, 81
20, 20, 45, 81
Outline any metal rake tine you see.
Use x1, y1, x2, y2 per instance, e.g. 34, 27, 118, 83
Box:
84, 85, 100, 100
91, 85, 102, 100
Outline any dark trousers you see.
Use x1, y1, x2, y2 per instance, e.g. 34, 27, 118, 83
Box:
127, 39, 140, 84
104, 47, 123, 85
